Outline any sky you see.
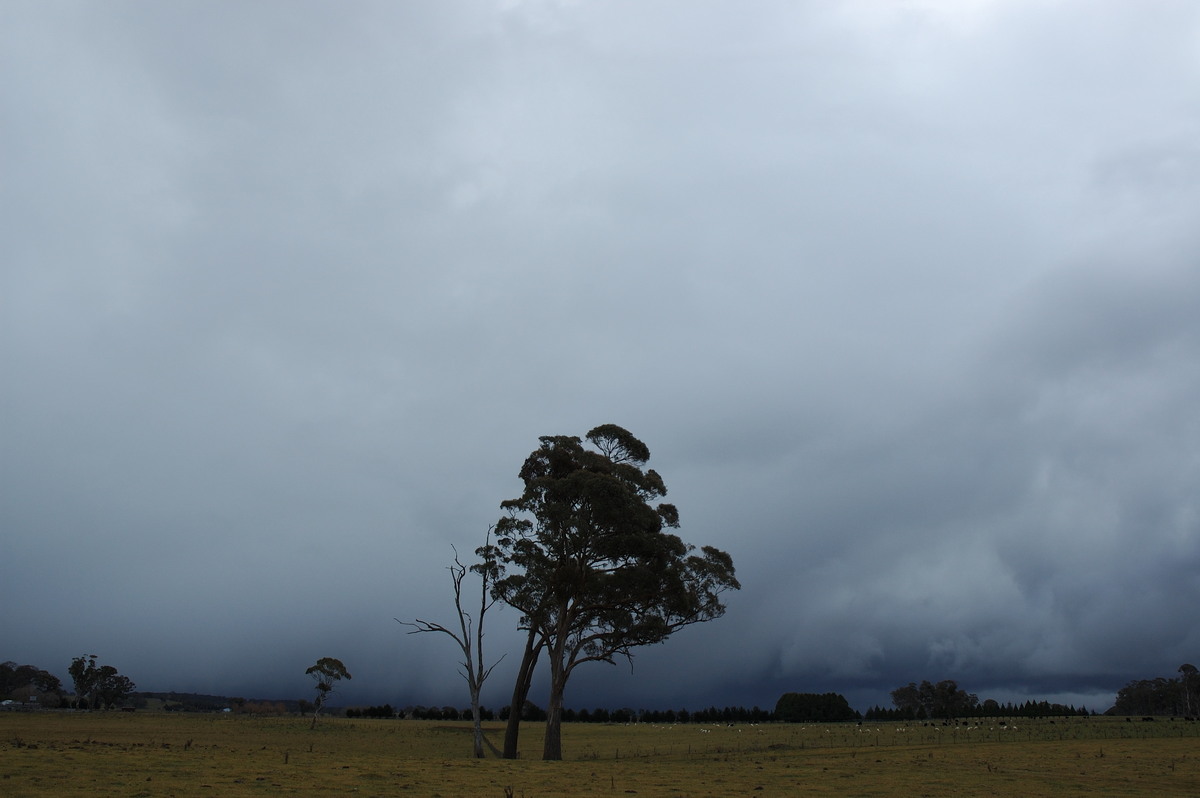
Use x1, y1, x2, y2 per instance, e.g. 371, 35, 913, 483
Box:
3, 0, 1200, 715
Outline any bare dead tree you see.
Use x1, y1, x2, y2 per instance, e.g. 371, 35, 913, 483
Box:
398, 532, 504, 758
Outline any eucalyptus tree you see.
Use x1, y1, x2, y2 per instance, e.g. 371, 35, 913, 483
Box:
398, 533, 504, 758
68, 655, 135, 709
1180, 663, 1198, 717
484, 424, 740, 760
305, 657, 351, 728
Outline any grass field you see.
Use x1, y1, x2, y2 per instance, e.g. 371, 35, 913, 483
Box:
2, 712, 1198, 797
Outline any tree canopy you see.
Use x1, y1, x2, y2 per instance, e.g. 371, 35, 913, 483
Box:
890, 679, 979, 720
0, 661, 62, 698
775, 692, 859, 723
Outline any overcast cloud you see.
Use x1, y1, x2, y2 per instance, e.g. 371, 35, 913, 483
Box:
3, 0, 1200, 714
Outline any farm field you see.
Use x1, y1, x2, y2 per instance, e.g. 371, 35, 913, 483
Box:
2, 712, 1198, 797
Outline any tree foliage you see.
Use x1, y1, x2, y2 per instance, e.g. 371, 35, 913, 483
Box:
890, 679, 978, 720
485, 424, 740, 760
0, 661, 62, 701
774, 692, 859, 723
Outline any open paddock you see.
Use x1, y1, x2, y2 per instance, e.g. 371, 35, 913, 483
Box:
2, 712, 1198, 796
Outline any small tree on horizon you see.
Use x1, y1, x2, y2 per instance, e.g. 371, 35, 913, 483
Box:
306, 657, 351, 729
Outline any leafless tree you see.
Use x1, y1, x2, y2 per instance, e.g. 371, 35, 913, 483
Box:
398, 532, 504, 758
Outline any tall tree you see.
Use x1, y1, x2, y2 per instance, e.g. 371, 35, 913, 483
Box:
67, 655, 134, 709
890, 682, 923, 719
398, 533, 505, 758
928, 679, 978, 718
1180, 664, 1198, 717
305, 657, 351, 728
68, 655, 100, 709
485, 424, 740, 760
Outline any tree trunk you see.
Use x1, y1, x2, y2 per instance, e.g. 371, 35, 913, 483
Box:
542, 670, 565, 761
310, 694, 324, 729
542, 635, 568, 761
469, 690, 483, 758
502, 628, 542, 759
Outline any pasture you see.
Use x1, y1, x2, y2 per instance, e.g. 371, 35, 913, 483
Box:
2, 712, 1198, 796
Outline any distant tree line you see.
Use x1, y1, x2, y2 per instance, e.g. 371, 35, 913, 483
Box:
0, 656, 135, 710
874, 679, 1094, 720
345, 704, 499, 721
555, 705, 775, 724
140, 692, 298, 713
140, 692, 227, 711
344, 702, 777, 724
1109, 664, 1198, 717
345, 693, 1102, 723
16, 653, 1194, 722
346, 704, 400, 719
394, 705, 494, 721
864, 699, 1092, 721
2, 657, 317, 716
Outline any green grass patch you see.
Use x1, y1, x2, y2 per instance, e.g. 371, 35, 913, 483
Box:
2, 713, 1198, 796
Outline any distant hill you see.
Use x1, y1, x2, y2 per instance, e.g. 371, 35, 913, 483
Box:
133, 692, 304, 713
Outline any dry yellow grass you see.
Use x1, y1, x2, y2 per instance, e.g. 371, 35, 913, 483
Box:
2, 712, 1198, 797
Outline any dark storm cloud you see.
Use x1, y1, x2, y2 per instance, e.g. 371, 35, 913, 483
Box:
3, 0, 1200, 713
